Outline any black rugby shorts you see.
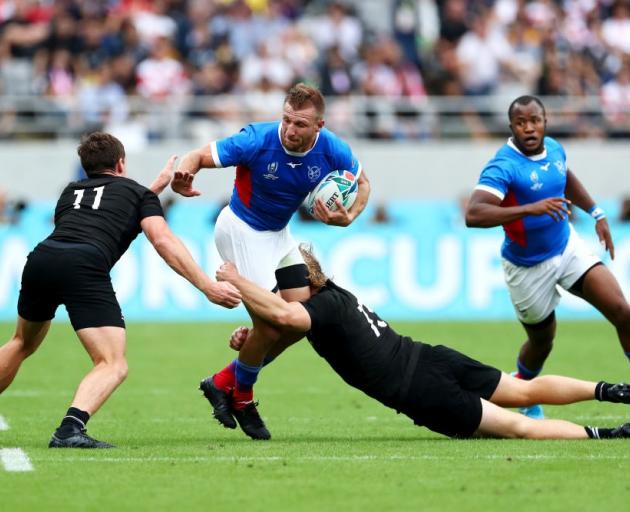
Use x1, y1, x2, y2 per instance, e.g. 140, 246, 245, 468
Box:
18, 241, 124, 330
405, 344, 501, 438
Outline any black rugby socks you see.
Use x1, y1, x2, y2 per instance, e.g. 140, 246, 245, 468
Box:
55, 407, 90, 438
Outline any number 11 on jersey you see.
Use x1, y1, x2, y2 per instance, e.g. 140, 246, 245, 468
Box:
73, 186, 105, 210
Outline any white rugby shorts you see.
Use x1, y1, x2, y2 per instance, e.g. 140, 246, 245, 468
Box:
502, 225, 601, 324
214, 206, 304, 290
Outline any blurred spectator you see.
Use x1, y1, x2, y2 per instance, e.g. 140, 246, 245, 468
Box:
620, 196, 630, 222
76, 61, 129, 131
601, 59, 630, 137
47, 48, 75, 98
303, 1, 363, 63
601, 1, 630, 56
136, 36, 188, 98
319, 45, 355, 96
238, 40, 294, 92
131, 0, 178, 46
371, 203, 391, 224
1, 0, 630, 140
0, 187, 27, 225
391, 0, 421, 67
455, 13, 516, 96
438, 0, 469, 44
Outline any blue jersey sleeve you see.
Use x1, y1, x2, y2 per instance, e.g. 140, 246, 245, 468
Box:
331, 138, 361, 178
477, 160, 513, 199
214, 124, 259, 168
546, 137, 568, 168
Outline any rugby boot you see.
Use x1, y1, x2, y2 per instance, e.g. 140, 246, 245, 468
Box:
232, 401, 271, 440
518, 404, 545, 420
48, 424, 114, 449
603, 383, 630, 404
610, 423, 630, 438
199, 376, 237, 429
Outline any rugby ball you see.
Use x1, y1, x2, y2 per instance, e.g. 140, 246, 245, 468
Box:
306, 170, 359, 217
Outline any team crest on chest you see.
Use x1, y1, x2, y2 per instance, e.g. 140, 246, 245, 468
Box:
264, 161, 280, 180
307, 165, 321, 182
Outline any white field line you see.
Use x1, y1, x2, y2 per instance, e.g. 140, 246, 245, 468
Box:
0, 415, 8, 431
29, 453, 630, 464
0, 448, 34, 472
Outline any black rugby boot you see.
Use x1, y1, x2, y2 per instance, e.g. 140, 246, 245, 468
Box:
48, 424, 114, 449
232, 401, 271, 440
199, 376, 237, 429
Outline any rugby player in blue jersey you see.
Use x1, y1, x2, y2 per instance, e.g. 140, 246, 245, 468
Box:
171, 83, 370, 439
466, 95, 630, 420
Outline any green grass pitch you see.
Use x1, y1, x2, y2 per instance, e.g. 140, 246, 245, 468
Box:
1, 320, 629, 511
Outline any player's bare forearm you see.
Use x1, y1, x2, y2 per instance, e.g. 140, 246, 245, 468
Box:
217, 263, 310, 331
152, 230, 212, 291
466, 200, 532, 227
142, 217, 240, 307
177, 144, 217, 175
346, 170, 370, 224
171, 145, 218, 197
565, 170, 595, 212
466, 190, 570, 227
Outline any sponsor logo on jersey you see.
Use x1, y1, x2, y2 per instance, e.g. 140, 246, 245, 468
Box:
529, 170, 543, 191
307, 165, 321, 182
539, 162, 550, 172
263, 161, 280, 180
286, 161, 302, 169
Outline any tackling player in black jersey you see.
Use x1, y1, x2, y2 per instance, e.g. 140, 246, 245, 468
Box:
214, 245, 630, 440
0, 132, 241, 449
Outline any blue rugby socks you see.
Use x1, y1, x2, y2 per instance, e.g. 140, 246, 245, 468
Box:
515, 359, 542, 380
233, 359, 262, 408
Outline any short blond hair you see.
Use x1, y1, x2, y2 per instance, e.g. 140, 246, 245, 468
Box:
284, 83, 326, 118
298, 243, 328, 289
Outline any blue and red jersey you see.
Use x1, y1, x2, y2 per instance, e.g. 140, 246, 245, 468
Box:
211, 122, 361, 231
475, 137, 570, 266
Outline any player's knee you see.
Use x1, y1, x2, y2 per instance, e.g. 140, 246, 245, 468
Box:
608, 301, 630, 328
512, 418, 536, 439
97, 357, 128, 384
496, 416, 530, 439
112, 359, 129, 384
10, 335, 36, 357
520, 380, 539, 406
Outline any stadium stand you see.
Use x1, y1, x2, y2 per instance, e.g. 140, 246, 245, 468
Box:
0, 0, 628, 140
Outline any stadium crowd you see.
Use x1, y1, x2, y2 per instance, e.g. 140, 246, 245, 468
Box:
0, 0, 629, 139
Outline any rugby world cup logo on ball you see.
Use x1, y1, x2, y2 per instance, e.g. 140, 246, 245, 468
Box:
306, 170, 359, 217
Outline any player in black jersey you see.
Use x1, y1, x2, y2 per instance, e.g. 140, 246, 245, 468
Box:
0, 132, 241, 449
214, 245, 630, 440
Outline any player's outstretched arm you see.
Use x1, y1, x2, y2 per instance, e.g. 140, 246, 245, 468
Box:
141, 216, 241, 308
148, 155, 177, 195
565, 169, 615, 258
466, 189, 571, 227
217, 262, 311, 331
170, 143, 217, 197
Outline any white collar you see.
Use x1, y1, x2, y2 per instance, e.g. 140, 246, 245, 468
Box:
277, 123, 320, 157
507, 137, 547, 161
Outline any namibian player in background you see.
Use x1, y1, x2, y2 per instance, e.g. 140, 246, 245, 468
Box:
466, 95, 630, 420
170, 83, 370, 439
